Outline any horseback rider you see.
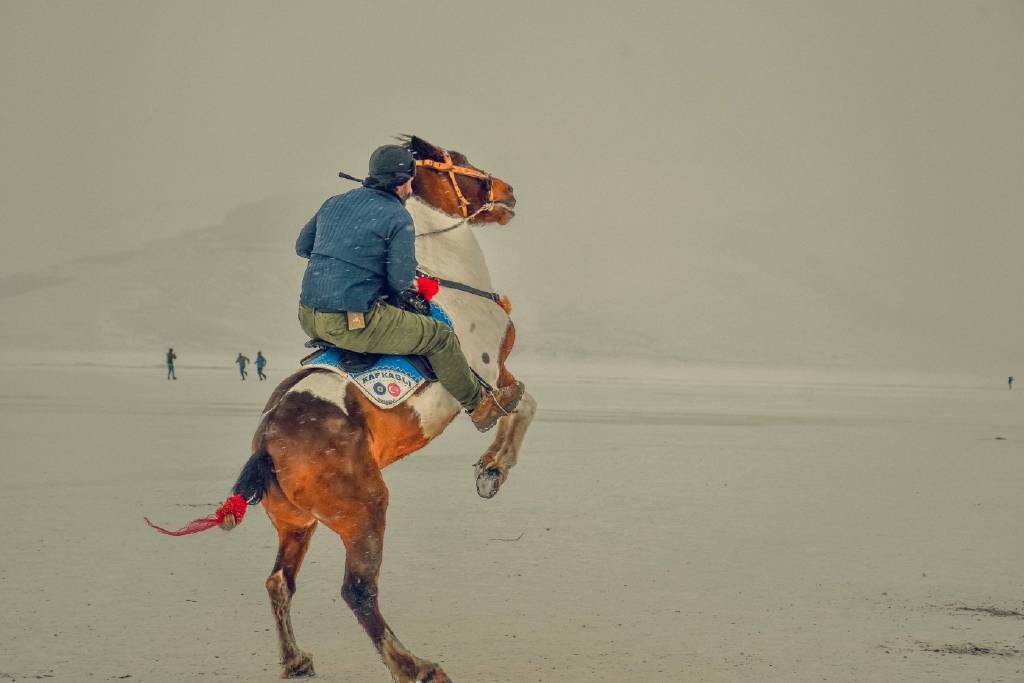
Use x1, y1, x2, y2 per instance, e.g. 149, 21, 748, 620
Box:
295, 144, 523, 432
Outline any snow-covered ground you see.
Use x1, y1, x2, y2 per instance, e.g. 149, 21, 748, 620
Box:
4, 2, 1024, 679
1, 356, 1021, 682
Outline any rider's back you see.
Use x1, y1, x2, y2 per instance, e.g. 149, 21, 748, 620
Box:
297, 186, 415, 314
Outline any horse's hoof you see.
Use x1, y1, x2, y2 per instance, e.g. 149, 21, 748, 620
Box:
281, 650, 315, 678
474, 453, 509, 499
418, 665, 452, 682
476, 468, 503, 498
475, 457, 508, 498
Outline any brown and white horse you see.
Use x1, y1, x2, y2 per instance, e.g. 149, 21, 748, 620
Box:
148, 136, 536, 682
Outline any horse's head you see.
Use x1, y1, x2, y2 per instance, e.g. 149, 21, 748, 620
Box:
401, 135, 516, 226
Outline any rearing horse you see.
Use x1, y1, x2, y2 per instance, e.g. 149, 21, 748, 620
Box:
147, 135, 536, 682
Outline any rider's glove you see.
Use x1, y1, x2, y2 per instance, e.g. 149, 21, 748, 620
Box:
395, 289, 432, 316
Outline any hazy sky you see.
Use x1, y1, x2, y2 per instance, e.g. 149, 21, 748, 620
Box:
2, 1, 1023, 369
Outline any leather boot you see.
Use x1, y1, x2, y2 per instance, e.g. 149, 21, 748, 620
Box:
469, 381, 525, 433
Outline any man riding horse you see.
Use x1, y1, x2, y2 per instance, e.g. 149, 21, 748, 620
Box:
295, 144, 524, 432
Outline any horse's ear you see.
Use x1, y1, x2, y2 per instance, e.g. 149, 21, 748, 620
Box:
401, 134, 444, 162
449, 150, 470, 166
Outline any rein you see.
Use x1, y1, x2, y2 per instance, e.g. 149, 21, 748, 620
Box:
416, 268, 505, 307
415, 219, 467, 238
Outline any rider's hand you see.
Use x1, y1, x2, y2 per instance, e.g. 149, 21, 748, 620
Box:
396, 289, 432, 316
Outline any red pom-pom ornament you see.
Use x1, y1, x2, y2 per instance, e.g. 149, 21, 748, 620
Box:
145, 494, 249, 537
416, 276, 439, 301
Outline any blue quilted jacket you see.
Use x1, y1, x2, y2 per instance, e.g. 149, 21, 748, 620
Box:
296, 186, 417, 312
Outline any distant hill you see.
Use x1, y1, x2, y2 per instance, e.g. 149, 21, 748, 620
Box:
0, 195, 1019, 375
0, 197, 312, 357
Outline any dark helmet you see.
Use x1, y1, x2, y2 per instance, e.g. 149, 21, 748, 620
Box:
363, 144, 416, 190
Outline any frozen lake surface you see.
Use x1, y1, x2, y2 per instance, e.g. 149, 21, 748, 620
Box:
0, 358, 1022, 682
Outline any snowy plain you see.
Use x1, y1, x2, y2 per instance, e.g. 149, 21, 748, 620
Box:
3, 2, 1024, 680
1, 353, 1021, 682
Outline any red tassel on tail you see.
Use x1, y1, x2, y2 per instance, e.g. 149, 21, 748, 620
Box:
144, 494, 249, 537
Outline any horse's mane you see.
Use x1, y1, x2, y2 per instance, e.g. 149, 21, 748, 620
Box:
397, 134, 470, 166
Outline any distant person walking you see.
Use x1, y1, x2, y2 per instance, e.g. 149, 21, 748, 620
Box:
255, 351, 268, 381
236, 353, 250, 380
1010, 376, 1015, 390
166, 348, 177, 380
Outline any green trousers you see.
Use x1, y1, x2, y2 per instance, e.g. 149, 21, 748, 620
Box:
299, 302, 483, 410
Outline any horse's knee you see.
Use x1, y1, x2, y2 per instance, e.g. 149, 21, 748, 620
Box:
516, 391, 538, 419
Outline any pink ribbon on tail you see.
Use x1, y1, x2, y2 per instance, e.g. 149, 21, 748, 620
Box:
145, 494, 249, 536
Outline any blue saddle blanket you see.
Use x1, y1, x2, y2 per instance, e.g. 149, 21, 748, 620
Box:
300, 303, 452, 409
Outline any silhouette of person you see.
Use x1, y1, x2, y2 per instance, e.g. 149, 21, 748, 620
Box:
1010, 376, 1015, 390
255, 351, 267, 381
166, 348, 177, 380
236, 353, 250, 380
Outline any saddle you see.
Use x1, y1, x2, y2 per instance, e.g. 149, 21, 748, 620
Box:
298, 301, 453, 409
300, 339, 437, 382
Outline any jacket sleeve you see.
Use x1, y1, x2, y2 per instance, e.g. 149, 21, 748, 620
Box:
295, 214, 317, 258
385, 219, 417, 294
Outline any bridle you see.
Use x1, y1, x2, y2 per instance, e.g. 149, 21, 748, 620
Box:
415, 149, 498, 219
340, 146, 507, 223
336, 146, 513, 314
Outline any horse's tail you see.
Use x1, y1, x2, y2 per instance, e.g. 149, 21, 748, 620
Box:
144, 447, 278, 537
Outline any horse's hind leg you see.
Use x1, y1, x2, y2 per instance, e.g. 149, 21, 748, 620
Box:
322, 482, 452, 683
264, 490, 318, 678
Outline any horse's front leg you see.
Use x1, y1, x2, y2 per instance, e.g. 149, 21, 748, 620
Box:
474, 390, 536, 498
475, 321, 537, 498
